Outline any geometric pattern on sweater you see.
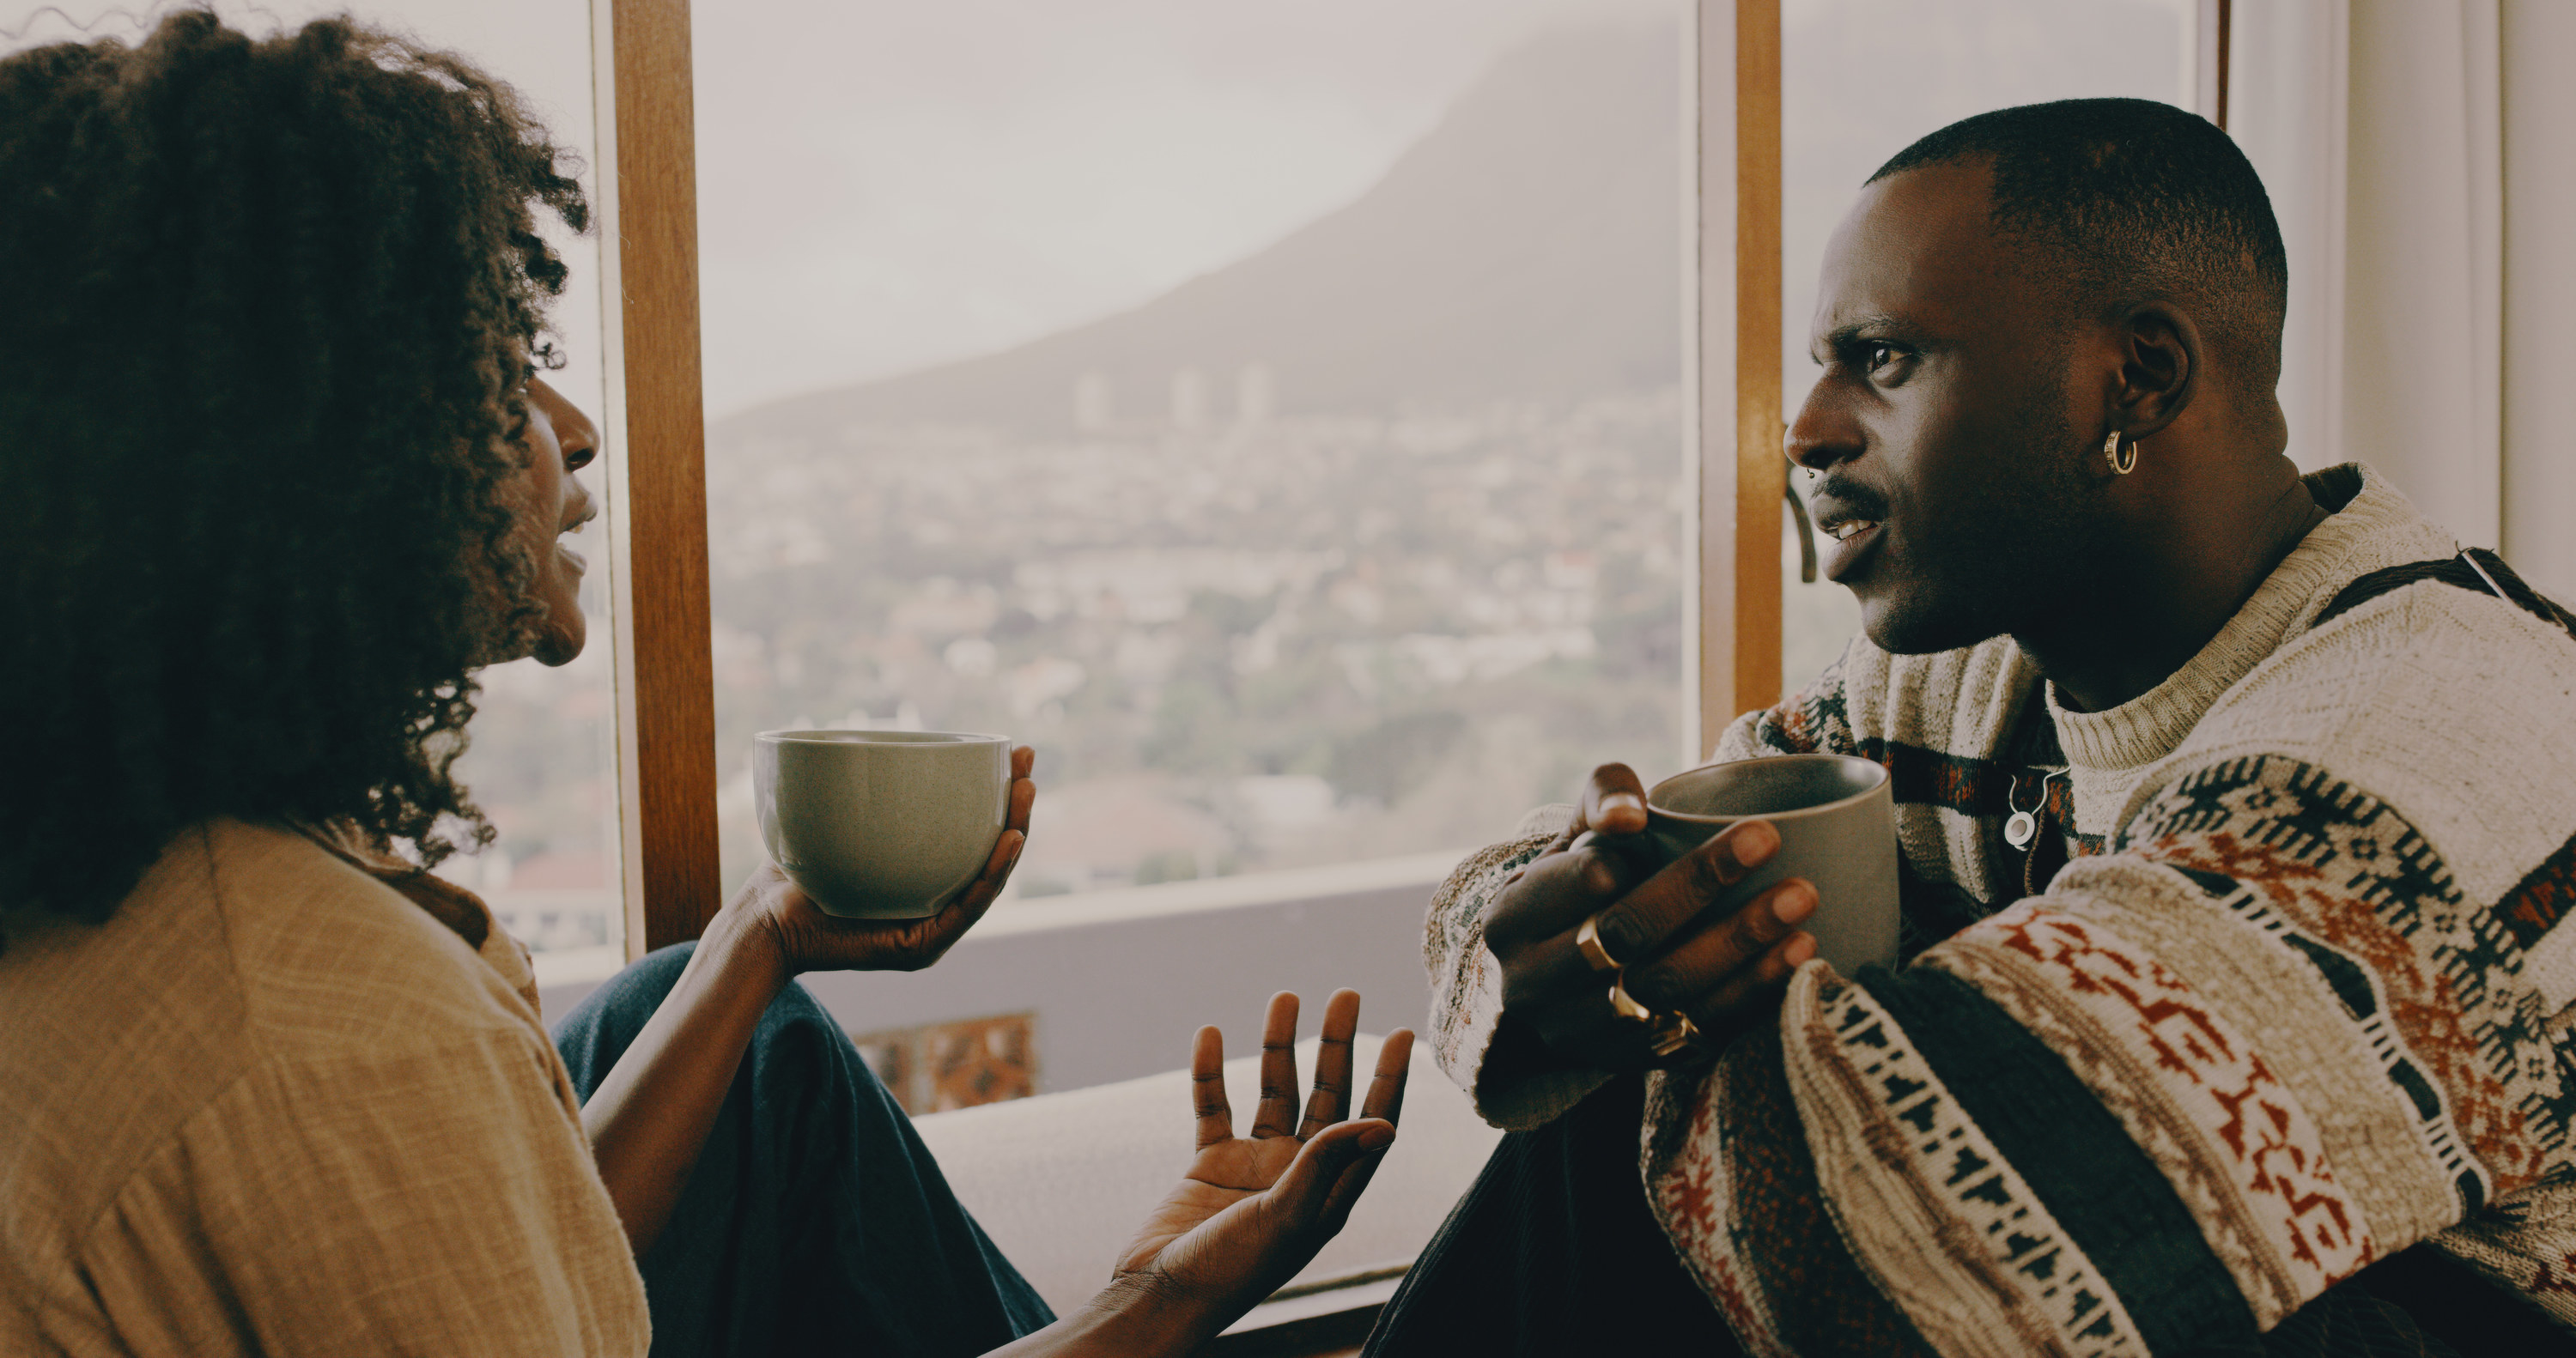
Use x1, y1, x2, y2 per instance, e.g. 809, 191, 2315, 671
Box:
2159, 862, 2491, 1219
1420, 465, 2576, 1353
1930, 902, 2374, 1324
2124, 755, 2572, 1183
2502, 830, 2576, 949
1786, 967, 2150, 1358
1640, 1058, 1795, 1358
1643, 1030, 1940, 1358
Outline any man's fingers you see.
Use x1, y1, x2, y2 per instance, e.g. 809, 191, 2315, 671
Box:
1584, 820, 1782, 966
1298, 989, 1361, 1139
1682, 930, 1816, 1024
1190, 1025, 1232, 1149
1578, 762, 1649, 837
1011, 744, 1036, 780
1251, 991, 1302, 1138
1483, 840, 1636, 948
1360, 1028, 1413, 1125
1622, 875, 1815, 1011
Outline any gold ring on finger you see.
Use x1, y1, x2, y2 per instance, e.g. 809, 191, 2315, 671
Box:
1607, 971, 1654, 1022
1643, 1009, 1704, 1063
1607, 974, 1705, 1064
1576, 912, 1622, 974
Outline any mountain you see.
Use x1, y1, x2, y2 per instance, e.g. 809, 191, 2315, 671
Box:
717, 21, 1681, 439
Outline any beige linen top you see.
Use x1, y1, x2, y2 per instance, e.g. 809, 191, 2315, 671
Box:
0, 819, 649, 1356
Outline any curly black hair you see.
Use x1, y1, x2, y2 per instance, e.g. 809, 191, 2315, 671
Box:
0, 10, 587, 919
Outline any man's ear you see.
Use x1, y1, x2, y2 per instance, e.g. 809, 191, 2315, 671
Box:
2109, 302, 2199, 440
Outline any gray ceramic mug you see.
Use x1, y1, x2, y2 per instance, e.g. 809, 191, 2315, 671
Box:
1637, 754, 1899, 976
754, 730, 1011, 918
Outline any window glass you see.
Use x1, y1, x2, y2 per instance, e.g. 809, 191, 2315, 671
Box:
3, 2, 626, 964
1778, 0, 2196, 691
696, 1, 1688, 909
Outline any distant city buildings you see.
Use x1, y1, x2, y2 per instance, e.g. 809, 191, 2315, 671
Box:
1073, 371, 1114, 432
1169, 367, 1209, 431
699, 388, 1689, 899
1070, 361, 1280, 433
1236, 362, 1275, 426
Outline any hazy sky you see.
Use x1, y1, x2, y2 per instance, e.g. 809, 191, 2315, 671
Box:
7, 0, 1664, 417
8, 0, 2190, 423
687, 0, 1668, 416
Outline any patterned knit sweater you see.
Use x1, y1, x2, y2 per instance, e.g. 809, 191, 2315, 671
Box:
1423, 465, 2576, 1354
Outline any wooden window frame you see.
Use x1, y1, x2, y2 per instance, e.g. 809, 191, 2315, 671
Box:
594, 0, 722, 958
1687, 0, 1783, 762
597, 0, 2227, 955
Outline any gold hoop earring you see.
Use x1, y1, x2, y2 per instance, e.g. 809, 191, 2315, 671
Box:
2104, 430, 2137, 476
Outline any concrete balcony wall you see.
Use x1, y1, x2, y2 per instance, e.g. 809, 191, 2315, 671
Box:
537, 851, 1465, 1097
796, 852, 1461, 1094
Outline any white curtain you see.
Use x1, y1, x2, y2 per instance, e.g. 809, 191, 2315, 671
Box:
2228, 0, 2576, 601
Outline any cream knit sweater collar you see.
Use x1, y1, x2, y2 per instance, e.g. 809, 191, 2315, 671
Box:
2047, 466, 2426, 775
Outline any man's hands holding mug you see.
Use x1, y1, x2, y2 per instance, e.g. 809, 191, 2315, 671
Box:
1485, 761, 1817, 1070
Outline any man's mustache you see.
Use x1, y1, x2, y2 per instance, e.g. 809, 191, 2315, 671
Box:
1809, 477, 1890, 523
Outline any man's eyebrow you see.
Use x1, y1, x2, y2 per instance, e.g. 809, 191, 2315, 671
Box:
1809, 315, 1924, 366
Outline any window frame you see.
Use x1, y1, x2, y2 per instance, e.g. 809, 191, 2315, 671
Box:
596, 0, 2230, 955
1686, 0, 1784, 764
594, 0, 723, 958
598, 0, 1791, 955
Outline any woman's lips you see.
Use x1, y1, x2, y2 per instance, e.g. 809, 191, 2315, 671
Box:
556, 541, 587, 573
1822, 519, 1881, 581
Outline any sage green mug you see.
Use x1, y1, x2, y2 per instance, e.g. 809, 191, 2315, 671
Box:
754, 730, 1011, 918
1637, 754, 1899, 976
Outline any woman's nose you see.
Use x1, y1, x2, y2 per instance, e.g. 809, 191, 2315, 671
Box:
555, 405, 598, 470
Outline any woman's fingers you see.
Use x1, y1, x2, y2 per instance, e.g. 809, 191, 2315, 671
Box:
1360, 1028, 1413, 1125
1297, 989, 1362, 1138
916, 829, 1020, 958
1005, 750, 1036, 835
1267, 1118, 1396, 1234
1250, 991, 1302, 1139
1191, 1025, 1232, 1149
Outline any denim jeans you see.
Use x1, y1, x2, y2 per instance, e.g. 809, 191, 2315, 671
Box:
551, 944, 1054, 1358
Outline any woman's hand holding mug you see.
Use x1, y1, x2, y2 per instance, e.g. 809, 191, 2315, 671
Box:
732, 743, 1036, 978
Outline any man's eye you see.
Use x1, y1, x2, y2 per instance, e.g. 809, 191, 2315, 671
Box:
1866, 343, 1899, 371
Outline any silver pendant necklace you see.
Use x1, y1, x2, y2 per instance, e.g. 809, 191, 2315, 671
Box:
2005, 769, 2066, 850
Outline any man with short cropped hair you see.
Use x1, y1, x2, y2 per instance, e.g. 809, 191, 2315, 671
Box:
1367, 98, 2576, 1355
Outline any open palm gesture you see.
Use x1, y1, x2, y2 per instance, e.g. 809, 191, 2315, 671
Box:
1112, 990, 1413, 1315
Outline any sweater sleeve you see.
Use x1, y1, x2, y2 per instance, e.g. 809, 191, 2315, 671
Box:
1652, 596, 2576, 1354
1423, 659, 1860, 1130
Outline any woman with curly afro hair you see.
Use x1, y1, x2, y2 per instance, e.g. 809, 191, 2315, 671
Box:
0, 13, 1411, 1357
